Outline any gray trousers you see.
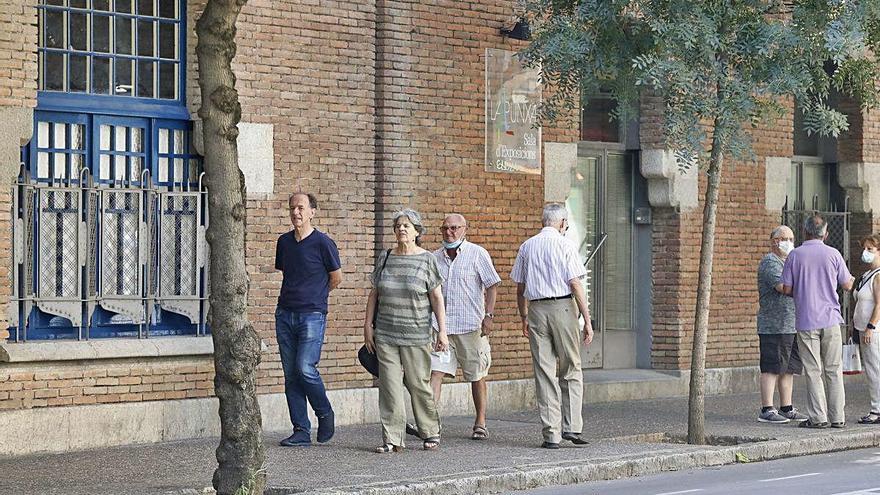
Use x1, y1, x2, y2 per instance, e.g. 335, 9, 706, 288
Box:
860, 334, 880, 413
527, 299, 584, 443
376, 342, 441, 447
797, 326, 845, 424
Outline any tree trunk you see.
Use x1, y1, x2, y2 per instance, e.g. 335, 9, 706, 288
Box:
687, 121, 725, 445
195, 1, 266, 493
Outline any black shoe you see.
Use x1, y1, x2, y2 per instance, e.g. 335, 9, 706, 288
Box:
405, 423, 421, 438
562, 432, 589, 445
541, 441, 560, 449
279, 428, 311, 447
317, 410, 335, 443
798, 419, 830, 429
831, 421, 846, 429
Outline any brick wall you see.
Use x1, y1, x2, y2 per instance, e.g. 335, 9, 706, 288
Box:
370, 0, 577, 382
0, 358, 214, 410
7, 0, 875, 416
0, 0, 37, 108
222, 0, 380, 392
840, 99, 880, 274
648, 107, 793, 370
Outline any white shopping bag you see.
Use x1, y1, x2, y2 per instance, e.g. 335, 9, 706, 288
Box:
843, 338, 862, 375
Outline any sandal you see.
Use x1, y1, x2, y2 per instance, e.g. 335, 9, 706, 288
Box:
472, 425, 489, 440
374, 443, 404, 453
423, 437, 440, 451
858, 412, 880, 424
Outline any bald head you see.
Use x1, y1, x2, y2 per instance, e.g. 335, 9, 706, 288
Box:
444, 213, 467, 226
770, 225, 793, 240
441, 213, 468, 245
770, 225, 795, 257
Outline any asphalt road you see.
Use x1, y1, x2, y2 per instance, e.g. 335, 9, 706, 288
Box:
520, 447, 880, 495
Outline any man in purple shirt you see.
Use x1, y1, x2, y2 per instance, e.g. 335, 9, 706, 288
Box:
782, 214, 854, 429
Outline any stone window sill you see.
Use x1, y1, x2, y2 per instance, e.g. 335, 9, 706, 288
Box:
0, 336, 214, 363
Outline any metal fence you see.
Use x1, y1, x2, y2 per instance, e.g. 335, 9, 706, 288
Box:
781, 207, 851, 327
9, 167, 209, 341
782, 209, 850, 262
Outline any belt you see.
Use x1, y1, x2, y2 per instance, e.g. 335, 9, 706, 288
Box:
531, 294, 572, 302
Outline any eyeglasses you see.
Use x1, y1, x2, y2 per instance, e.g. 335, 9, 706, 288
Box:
440, 226, 465, 232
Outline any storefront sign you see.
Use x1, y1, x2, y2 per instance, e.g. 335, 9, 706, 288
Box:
485, 48, 542, 175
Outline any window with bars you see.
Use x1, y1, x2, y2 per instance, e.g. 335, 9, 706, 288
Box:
789, 102, 841, 212
9, 0, 208, 341
39, 0, 182, 100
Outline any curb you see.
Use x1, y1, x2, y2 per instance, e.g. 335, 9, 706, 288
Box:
266, 431, 880, 495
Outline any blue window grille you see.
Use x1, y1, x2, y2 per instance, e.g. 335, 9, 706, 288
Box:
9, 0, 209, 341
37, 0, 187, 119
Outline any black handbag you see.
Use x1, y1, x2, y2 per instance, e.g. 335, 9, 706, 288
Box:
360, 249, 392, 377
358, 344, 380, 377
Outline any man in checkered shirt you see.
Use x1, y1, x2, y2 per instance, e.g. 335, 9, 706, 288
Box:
429, 213, 501, 440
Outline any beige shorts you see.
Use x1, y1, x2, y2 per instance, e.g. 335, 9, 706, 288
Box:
431, 330, 491, 382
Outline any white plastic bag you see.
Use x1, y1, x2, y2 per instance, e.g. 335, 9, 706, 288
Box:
843, 337, 862, 375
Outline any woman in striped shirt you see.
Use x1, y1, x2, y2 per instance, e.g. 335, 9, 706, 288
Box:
364, 208, 449, 453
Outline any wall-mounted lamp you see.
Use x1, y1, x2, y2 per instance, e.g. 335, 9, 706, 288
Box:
500, 19, 530, 41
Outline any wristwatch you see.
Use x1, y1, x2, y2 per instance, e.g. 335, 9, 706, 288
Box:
484, 313, 494, 319
868, 323, 876, 330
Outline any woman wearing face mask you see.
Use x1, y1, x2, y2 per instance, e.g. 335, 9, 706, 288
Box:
854, 234, 880, 424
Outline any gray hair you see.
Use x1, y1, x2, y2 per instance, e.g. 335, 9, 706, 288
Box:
289, 192, 317, 209
542, 203, 568, 227
392, 208, 425, 245
770, 225, 793, 239
803, 214, 827, 239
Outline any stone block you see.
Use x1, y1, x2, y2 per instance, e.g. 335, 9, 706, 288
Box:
237, 123, 275, 197
765, 156, 793, 211
543, 142, 577, 202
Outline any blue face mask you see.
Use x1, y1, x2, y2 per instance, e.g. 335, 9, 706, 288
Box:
442, 238, 464, 250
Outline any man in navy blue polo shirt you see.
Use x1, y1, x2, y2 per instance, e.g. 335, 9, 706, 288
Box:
275, 192, 342, 446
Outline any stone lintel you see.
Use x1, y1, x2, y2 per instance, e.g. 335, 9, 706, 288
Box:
0, 336, 214, 363
639, 149, 697, 210
838, 161, 880, 213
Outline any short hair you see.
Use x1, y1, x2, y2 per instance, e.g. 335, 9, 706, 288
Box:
542, 203, 567, 226
862, 234, 880, 249
289, 192, 318, 209
770, 225, 793, 240
803, 214, 827, 239
392, 208, 425, 245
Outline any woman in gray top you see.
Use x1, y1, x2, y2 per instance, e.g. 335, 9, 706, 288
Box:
364, 208, 449, 453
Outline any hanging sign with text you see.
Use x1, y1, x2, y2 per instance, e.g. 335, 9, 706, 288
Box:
485, 48, 542, 175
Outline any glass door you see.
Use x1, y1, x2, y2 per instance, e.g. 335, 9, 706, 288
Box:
565, 149, 636, 369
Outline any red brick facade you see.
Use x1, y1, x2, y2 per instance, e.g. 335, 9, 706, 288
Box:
0, 0, 878, 416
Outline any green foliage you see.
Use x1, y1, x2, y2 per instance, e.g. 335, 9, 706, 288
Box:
232, 466, 266, 495
520, 0, 880, 171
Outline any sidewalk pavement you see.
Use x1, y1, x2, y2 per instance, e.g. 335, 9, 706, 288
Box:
3, 379, 880, 495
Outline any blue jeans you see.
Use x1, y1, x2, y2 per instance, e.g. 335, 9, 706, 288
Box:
275, 308, 332, 432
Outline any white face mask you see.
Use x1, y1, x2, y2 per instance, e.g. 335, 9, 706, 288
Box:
778, 240, 794, 255
862, 249, 876, 264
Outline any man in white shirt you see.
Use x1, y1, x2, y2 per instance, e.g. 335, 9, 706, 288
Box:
511, 203, 594, 449
429, 214, 501, 440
